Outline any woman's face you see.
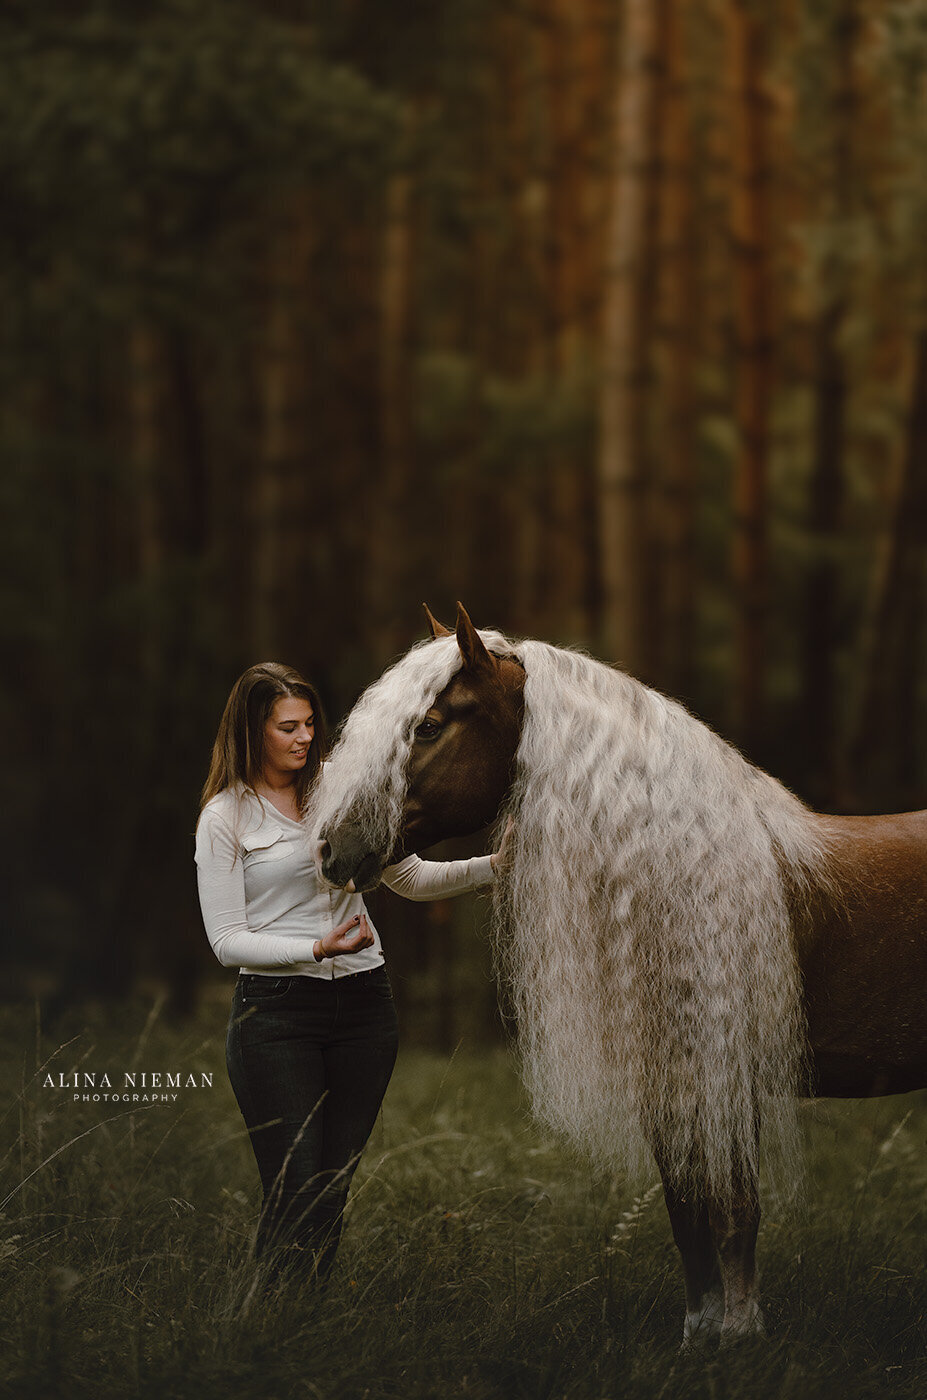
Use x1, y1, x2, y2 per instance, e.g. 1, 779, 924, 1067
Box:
262, 696, 315, 781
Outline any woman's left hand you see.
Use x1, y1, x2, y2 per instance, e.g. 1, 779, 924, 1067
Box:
490, 816, 515, 874
315, 913, 375, 961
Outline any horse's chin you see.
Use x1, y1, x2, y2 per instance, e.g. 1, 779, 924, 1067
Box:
348, 851, 387, 892
396, 811, 499, 858
319, 838, 386, 893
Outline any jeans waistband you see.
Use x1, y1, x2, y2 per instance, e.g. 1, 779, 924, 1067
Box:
237, 961, 388, 989
340, 962, 389, 982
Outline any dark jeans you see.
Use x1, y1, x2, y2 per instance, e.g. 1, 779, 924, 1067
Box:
226, 964, 399, 1285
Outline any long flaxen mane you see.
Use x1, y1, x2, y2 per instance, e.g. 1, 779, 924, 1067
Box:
313, 631, 838, 1208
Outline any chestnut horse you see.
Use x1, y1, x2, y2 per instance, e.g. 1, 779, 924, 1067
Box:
313, 604, 927, 1347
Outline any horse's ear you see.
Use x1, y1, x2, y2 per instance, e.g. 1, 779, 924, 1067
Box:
423, 603, 452, 638
455, 601, 494, 676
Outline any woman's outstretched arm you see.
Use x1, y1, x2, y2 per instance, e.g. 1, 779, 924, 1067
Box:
380, 819, 514, 901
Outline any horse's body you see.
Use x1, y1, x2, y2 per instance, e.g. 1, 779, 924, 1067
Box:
313, 605, 927, 1346
801, 809, 927, 1098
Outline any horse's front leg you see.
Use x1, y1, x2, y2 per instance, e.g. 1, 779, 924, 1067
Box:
707, 1169, 764, 1344
657, 1167, 724, 1348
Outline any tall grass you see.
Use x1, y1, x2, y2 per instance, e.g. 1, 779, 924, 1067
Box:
0, 991, 925, 1399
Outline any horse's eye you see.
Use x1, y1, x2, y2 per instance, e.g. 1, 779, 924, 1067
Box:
415, 719, 441, 740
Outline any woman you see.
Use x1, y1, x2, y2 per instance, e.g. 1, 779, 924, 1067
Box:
195, 661, 504, 1288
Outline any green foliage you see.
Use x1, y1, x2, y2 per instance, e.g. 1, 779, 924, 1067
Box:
1, 997, 925, 1398
417, 354, 594, 485
0, 1, 399, 234
0, 0, 400, 345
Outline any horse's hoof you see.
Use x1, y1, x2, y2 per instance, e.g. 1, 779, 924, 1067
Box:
681, 1290, 725, 1349
679, 1326, 718, 1353
679, 1334, 713, 1355
718, 1305, 766, 1348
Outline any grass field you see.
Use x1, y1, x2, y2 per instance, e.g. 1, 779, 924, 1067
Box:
1, 990, 925, 1400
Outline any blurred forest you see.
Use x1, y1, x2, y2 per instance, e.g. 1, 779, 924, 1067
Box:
3, 0, 927, 1032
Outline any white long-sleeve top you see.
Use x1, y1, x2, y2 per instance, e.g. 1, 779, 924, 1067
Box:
195, 786, 495, 980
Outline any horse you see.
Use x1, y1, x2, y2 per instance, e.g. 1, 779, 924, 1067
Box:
311, 603, 927, 1347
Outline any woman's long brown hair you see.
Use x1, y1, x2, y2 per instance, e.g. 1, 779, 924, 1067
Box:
200, 662, 327, 816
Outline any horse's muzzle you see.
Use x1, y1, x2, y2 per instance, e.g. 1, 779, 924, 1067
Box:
318, 831, 385, 893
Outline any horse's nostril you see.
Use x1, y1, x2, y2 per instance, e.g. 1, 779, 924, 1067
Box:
318, 840, 331, 864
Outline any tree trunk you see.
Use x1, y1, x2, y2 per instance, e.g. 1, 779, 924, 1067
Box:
727, 0, 773, 754
542, 0, 593, 644
252, 221, 290, 659
656, 0, 698, 702
798, 1, 860, 807
849, 329, 927, 806
596, 0, 667, 673
803, 300, 846, 799
491, 6, 543, 636
90, 323, 162, 998
252, 201, 313, 659
369, 150, 416, 665
132, 325, 162, 686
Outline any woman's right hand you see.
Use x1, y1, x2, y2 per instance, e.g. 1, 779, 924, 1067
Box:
314, 913, 375, 962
